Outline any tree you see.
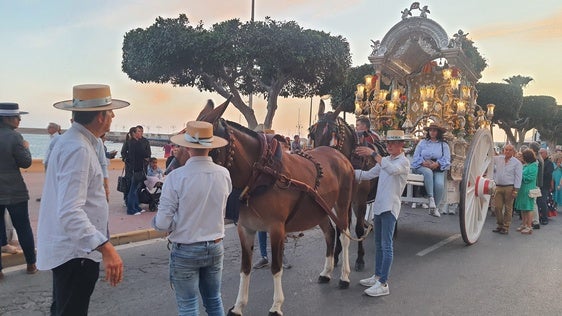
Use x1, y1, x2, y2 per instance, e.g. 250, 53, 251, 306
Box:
330, 64, 374, 113
476, 82, 523, 145
122, 15, 351, 129
521, 95, 562, 147
503, 75, 533, 88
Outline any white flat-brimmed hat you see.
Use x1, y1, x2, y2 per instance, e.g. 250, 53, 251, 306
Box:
423, 123, 447, 133
384, 130, 412, 141
53, 84, 130, 111
170, 121, 228, 149
0, 103, 28, 116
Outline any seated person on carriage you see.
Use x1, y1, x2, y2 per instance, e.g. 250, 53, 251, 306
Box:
356, 116, 382, 145
411, 123, 451, 217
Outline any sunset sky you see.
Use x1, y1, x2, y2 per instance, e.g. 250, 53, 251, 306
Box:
1, 0, 561, 137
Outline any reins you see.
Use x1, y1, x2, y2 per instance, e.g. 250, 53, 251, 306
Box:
220, 122, 349, 233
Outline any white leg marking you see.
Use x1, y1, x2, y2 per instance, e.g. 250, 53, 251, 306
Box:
319, 255, 334, 278
232, 272, 251, 315
269, 270, 285, 315
340, 229, 351, 282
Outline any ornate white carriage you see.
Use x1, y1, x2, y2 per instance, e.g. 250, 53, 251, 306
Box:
354, 3, 496, 244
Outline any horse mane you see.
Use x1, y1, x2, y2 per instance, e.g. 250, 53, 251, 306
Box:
224, 120, 259, 138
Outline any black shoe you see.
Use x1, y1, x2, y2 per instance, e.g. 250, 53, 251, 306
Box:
492, 227, 502, 233
532, 223, 541, 230
540, 218, 548, 225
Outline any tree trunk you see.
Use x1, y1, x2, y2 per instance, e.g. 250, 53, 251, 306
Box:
499, 125, 517, 147
263, 82, 284, 129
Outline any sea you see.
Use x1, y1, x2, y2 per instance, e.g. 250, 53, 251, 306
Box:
22, 134, 166, 160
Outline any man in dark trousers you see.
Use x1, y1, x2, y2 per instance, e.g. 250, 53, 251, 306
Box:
538, 148, 554, 225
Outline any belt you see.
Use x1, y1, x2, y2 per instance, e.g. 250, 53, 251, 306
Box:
172, 238, 223, 247
496, 184, 514, 187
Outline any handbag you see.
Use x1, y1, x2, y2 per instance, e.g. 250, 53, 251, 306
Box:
528, 188, 542, 198
117, 168, 130, 193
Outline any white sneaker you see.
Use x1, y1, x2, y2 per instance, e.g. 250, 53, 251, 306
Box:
133, 212, 142, 216
428, 197, 436, 209
359, 274, 380, 287
421, 203, 429, 209
364, 280, 390, 297
411, 203, 417, 208
429, 208, 441, 217
441, 208, 449, 215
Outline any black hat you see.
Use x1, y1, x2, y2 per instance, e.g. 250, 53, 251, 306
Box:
0, 103, 28, 116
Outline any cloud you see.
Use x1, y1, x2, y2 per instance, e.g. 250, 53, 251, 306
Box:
471, 9, 562, 42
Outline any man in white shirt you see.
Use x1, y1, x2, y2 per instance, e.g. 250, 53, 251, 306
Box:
37, 84, 128, 315
492, 144, 522, 234
353, 130, 411, 297
153, 121, 232, 315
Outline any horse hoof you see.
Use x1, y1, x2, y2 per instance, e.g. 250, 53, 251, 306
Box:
355, 261, 365, 272
318, 275, 331, 283
338, 280, 350, 289
227, 307, 241, 316
268, 312, 282, 316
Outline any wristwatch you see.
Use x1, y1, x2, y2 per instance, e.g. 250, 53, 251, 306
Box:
371, 152, 378, 158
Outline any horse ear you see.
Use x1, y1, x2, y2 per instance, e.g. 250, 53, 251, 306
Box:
196, 99, 215, 121
332, 105, 342, 118
318, 99, 325, 116
197, 95, 233, 123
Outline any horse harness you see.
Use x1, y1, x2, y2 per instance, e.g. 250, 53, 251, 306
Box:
218, 121, 348, 232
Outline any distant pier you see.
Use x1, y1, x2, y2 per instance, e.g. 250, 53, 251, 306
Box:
17, 127, 172, 146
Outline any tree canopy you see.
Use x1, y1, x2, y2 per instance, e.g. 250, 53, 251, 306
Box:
122, 15, 351, 129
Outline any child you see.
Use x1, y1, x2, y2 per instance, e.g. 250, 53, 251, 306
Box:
147, 157, 164, 180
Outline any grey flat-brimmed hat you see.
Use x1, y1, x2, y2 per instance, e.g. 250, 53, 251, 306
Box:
53, 84, 130, 111
0, 103, 28, 116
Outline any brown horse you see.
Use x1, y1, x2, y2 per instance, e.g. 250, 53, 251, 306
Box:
308, 101, 387, 271
197, 98, 356, 316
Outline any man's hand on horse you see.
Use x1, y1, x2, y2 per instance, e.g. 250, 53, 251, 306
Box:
355, 146, 375, 157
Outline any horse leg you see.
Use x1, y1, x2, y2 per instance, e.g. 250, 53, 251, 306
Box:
333, 229, 342, 267
268, 226, 286, 316
338, 228, 351, 289
317, 218, 335, 283
354, 202, 366, 271
228, 226, 256, 316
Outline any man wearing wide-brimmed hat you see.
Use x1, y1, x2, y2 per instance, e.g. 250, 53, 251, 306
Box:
0, 103, 38, 280
153, 121, 232, 315
354, 129, 411, 297
36, 84, 128, 315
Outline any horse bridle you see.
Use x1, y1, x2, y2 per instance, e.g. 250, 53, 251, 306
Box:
309, 115, 358, 154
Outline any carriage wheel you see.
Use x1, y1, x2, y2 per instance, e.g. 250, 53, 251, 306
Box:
459, 128, 495, 245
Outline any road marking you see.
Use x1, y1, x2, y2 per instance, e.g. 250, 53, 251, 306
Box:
416, 234, 461, 256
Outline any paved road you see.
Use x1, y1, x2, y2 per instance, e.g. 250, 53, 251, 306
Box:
2, 207, 562, 315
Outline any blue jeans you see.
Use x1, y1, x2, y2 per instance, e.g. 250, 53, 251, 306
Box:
0, 202, 36, 270
257, 231, 267, 258
170, 241, 225, 316
126, 177, 142, 214
413, 167, 446, 206
373, 211, 396, 284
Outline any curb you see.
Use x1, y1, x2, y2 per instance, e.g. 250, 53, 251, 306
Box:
1, 229, 167, 269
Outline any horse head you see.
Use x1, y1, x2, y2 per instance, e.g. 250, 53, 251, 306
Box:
308, 100, 357, 158
195, 95, 261, 189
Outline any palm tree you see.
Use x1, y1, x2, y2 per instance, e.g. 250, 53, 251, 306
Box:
503, 75, 533, 88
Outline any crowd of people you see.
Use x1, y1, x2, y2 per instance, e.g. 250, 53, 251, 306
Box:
492, 141, 560, 235
4, 92, 562, 314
